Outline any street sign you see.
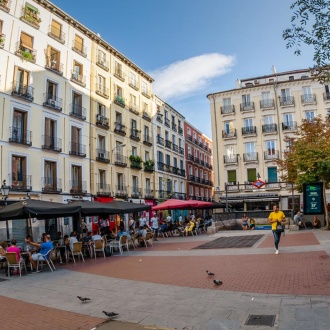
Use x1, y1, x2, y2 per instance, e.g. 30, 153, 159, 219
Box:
252, 180, 265, 189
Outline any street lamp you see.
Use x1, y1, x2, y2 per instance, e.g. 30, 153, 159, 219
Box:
257, 172, 261, 180
111, 143, 126, 163
1, 180, 10, 240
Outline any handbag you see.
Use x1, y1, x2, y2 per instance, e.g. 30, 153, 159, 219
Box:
276, 221, 284, 233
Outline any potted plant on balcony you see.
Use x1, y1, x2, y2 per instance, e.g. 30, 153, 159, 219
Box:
22, 50, 33, 60
144, 159, 155, 171
129, 155, 142, 169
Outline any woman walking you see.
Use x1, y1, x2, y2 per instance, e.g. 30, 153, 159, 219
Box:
268, 205, 286, 255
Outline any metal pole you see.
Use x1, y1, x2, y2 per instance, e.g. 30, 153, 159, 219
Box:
5, 197, 9, 240
291, 183, 294, 226
225, 183, 228, 213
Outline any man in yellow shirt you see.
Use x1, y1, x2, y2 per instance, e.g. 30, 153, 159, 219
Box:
268, 205, 286, 255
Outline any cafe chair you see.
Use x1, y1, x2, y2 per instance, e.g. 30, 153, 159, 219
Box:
70, 242, 85, 263
6, 252, 27, 277
37, 249, 56, 272
93, 239, 105, 259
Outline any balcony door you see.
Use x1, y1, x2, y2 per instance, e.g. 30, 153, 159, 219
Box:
45, 117, 57, 148
71, 126, 81, 153
266, 140, 276, 156
72, 165, 82, 191
12, 155, 26, 189
44, 161, 57, 190
46, 80, 57, 103
13, 110, 27, 143
283, 113, 294, 127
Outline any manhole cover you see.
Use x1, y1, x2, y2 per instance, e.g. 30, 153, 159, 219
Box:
245, 314, 276, 326
0, 278, 9, 282
194, 235, 264, 249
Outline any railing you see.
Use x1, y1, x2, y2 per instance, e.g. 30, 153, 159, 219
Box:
157, 135, 164, 146
43, 93, 62, 111
15, 41, 37, 62
221, 105, 235, 114
141, 89, 150, 98
129, 102, 140, 115
145, 189, 154, 198
178, 127, 183, 135
113, 93, 125, 107
194, 139, 198, 145
143, 111, 151, 121
70, 103, 86, 120
0, 0, 11, 12
20, 6, 41, 28
157, 162, 165, 171
9, 174, 32, 191
179, 147, 184, 155
243, 152, 258, 162
241, 126, 256, 135
301, 93, 316, 104
0, 34, 5, 48
11, 81, 34, 101
96, 149, 110, 163
165, 118, 170, 127
172, 123, 177, 131
165, 139, 172, 148
156, 114, 163, 123
157, 190, 171, 199
131, 187, 142, 198
71, 71, 86, 86
95, 83, 109, 98
42, 135, 62, 152
45, 56, 63, 75
72, 39, 87, 57
96, 114, 109, 128
96, 56, 109, 71
279, 95, 294, 106
240, 102, 255, 111
97, 183, 111, 196
200, 160, 205, 166
188, 154, 194, 161
114, 122, 126, 135
323, 92, 330, 101
282, 121, 297, 131
222, 129, 236, 138
69, 142, 86, 157
70, 180, 87, 194
9, 127, 32, 145
189, 175, 195, 182
143, 134, 152, 144
48, 24, 65, 43
172, 192, 186, 200
114, 154, 127, 166
187, 134, 192, 142
113, 67, 125, 81
262, 123, 277, 133
194, 157, 200, 164
129, 80, 139, 91
130, 128, 140, 141
42, 177, 62, 193
260, 99, 275, 109
172, 143, 178, 152
223, 155, 239, 164
115, 185, 128, 197
264, 150, 279, 160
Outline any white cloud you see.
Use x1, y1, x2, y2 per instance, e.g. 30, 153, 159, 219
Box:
149, 53, 235, 100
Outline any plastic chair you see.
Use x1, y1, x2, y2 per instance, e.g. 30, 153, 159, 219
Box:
93, 239, 105, 258
70, 242, 85, 263
120, 235, 129, 252
6, 252, 27, 277
139, 232, 153, 247
128, 233, 137, 250
36, 249, 56, 272
109, 236, 124, 255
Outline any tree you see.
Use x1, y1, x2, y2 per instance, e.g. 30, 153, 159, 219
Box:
276, 116, 330, 228
283, 0, 330, 83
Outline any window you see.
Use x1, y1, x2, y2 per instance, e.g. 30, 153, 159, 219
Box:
74, 34, 84, 52
189, 165, 192, 175
20, 32, 33, 53
283, 113, 294, 126
281, 88, 291, 101
179, 138, 182, 148
44, 117, 57, 148
50, 20, 62, 39
12, 109, 28, 143
242, 94, 251, 106
44, 161, 57, 190
45, 80, 58, 105
14, 66, 30, 93
72, 91, 83, 116
116, 173, 125, 190
99, 170, 106, 189
157, 151, 163, 163
73, 61, 83, 79
180, 159, 183, 170
71, 165, 82, 191
115, 84, 123, 97
142, 81, 148, 94
145, 150, 150, 161
131, 146, 137, 156
244, 118, 253, 128
247, 168, 256, 183
97, 135, 105, 152
289, 76, 294, 81
11, 155, 27, 189
98, 49, 106, 64
129, 72, 137, 87
145, 178, 151, 192
46, 45, 61, 72
97, 102, 106, 116
173, 157, 177, 168
227, 170, 236, 183
223, 98, 231, 106
71, 126, 81, 152
305, 111, 315, 122
132, 176, 138, 189
267, 167, 278, 182
266, 140, 276, 155
166, 154, 170, 165
302, 86, 313, 102
115, 112, 122, 124
264, 116, 274, 125
97, 75, 106, 90
130, 94, 136, 105
226, 145, 235, 156
224, 121, 234, 134
245, 142, 255, 154
115, 62, 123, 77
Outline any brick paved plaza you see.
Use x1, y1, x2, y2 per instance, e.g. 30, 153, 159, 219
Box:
1, 230, 330, 329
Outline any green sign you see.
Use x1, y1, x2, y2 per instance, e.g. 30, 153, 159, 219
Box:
303, 183, 324, 215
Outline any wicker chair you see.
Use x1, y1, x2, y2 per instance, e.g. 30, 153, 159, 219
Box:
93, 239, 105, 258
70, 242, 85, 263
6, 252, 27, 277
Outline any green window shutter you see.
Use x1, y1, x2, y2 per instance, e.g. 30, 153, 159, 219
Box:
227, 170, 236, 182
26, 3, 38, 12
267, 167, 277, 182
247, 168, 256, 182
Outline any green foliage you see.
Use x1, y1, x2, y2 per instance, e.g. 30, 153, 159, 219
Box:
129, 155, 142, 163
283, 0, 330, 83
22, 50, 33, 60
144, 159, 155, 171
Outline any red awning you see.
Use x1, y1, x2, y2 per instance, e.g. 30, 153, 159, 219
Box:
152, 199, 202, 211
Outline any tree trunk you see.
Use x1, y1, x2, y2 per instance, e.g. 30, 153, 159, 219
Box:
323, 182, 329, 229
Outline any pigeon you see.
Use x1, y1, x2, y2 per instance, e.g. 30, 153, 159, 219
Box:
213, 279, 223, 285
206, 270, 215, 276
77, 296, 91, 302
102, 311, 119, 318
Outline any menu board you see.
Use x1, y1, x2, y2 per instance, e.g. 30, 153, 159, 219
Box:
303, 183, 324, 215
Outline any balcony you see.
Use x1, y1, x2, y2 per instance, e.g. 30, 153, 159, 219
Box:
282, 121, 298, 131
114, 122, 126, 135
179, 147, 184, 155
43, 93, 63, 111
223, 155, 239, 164
194, 139, 198, 145
241, 126, 257, 136
69, 143, 86, 157
172, 143, 178, 152
20, 6, 41, 29
72, 40, 87, 57
221, 105, 235, 114
95, 83, 109, 99
222, 129, 237, 139
11, 81, 34, 102
264, 150, 279, 160
172, 123, 177, 131
97, 183, 111, 196
279, 95, 295, 107
187, 134, 192, 142
96, 56, 109, 71
165, 118, 170, 128
131, 187, 142, 198
129, 102, 140, 115
115, 185, 128, 198
9, 127, 32, 146
0, 34, 5, 48
130, 128, 141, 141
142, 89, 151, 99
145, 189, 154, 198
70, 104, 86, 120
114, 154, 127, 167
260, 99, 275, 109
0, 0, 11, 12
113, 93, 125, 107
240, 102, 255, 112
323, 92, 330, 101
195, 176, 201, 183
15, 42, 36, 63
156, 114, 163, 123
48, 24, 65, 44
178, 168, 186, 177
114, 68, 125, 81
243, 152, 258, 162
262, 123, 277, 134
165, 139, 172, 149
71, 71, 86, 87
178, 126, 183, 135
157, 162, 165, 171
144, 160, 155, 172
158, 190, 171, 199
45, 56, 63, 75
70, 181, 87, 194
301, 93, 316, 105
96, 114, 109, 129
129, 80, 139, 91
143, 134, 152, 146
173, 192, 186, 200
142, 111, 151, 121
194, 157, 200, 164
200, 160, 205, 166
157, 135, 164, 146
96, 149, 110, 163
42, 135, 62, 152
189, 175, 195, 182
9, 174, 32, 191
42, 178, 62, 193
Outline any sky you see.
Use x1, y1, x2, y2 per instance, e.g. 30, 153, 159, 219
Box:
51, 0, 315, 138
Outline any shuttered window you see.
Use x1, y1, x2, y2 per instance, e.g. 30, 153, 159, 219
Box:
267, 167, 278, 183
227, 170, 236, 183
20, 32, 33, 49
51, 20, 61, 38
74, 35, 83, 51
247, 168, 256, 182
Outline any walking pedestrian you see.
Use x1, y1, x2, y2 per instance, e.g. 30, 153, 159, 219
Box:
268, 205, 286, 255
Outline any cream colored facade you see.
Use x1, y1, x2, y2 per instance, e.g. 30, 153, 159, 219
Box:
153, 96, 186, 200
208, 68, 330, 211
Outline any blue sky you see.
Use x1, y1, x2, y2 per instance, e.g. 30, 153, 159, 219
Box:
51, 0, 315, 137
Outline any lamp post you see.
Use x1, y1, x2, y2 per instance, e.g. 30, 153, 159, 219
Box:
111, 143, 126, 163
1, 180, 10, 240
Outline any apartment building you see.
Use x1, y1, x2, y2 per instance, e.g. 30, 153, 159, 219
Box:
153, 96, 186, 202
184, 122, 213, 202
208, 68, 330, 211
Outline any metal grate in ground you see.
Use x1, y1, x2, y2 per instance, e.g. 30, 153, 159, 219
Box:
194, 235, 264, 249
0, 278, 9, 282
245, 314, 276, 326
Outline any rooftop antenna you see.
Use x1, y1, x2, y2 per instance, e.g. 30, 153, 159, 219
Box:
271, 65, 277, 74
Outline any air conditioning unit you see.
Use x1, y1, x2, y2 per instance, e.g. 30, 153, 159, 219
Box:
49, 99, 56, 106
98, 152, 105, 158
215, 186, 221, 191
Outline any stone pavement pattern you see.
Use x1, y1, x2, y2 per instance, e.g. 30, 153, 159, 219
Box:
0, 230, 329, 330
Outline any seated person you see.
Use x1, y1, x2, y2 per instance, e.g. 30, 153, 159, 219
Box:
7, 239, 23, 262
22, 235, 35, 252
92, 230, 102, 241
116, 229, 130, 240
183, 220, 195, 236
137, 226, 147, 244
25, 235, 54, 273
293, 211, 306, 229
159, 222, 168, 234
249, 217, 256, 230
313, 216, 321, 229
0, 241, 8, 262
55, 231, 63, 244
69, 232, 78, 251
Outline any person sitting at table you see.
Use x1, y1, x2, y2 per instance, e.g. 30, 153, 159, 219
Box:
92, 230, 102, 241
7, 239, 23, 263
313, 216, 321, 229
25, 235, 54, 273
116, 228, 130, 240
183, 219, 196, 236
69, 232, 78, 252
137, 226, 147, 245
55, 232, 63, 245
159, 222, 168, 235
0, 241, 7, 262
22, 235, 36, 253
83, 231, 92, 243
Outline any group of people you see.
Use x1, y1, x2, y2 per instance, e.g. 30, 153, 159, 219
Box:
293, 211, 321, 230
241, 214, 256, 230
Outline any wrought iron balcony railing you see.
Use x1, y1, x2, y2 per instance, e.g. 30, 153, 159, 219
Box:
96, 114, 109, 129
114, 122, 126, 135
69, 142, 86, 157
70, 180, 87, 194
42, 177, 62, 193
223, 155, 239, 164
96, 56, 109, 71
282, 121, 297, 131
157, 135, 164, 146
114, 154, 127, 167
42, 135, 62, 152
72, 39, 87, 57
279, 95, 294, 106
240, 102, 255, 111
113, 93, 125, 107
113, 67, 125, 81
11, 81, 34, 101
71, 71, 86, 87
95, 83, 109, 98
260, 99, 275, 109
221, 104, 235, 114
9, 174, 32, 191
115, 185, 128, 198
45, 56, 63, 75
129, 102, 140, 115
262, 123, 277, 133
243, 152, 258, 162
264, 150, 279, 160
96, 149, 110, 163
70, 103, 86, 120
222, 129, 236, 138
43, 93, 62, 111
301, 93, 316, 104
9, 127, 32, 146
130, 129, 140, 141
97, 183, 111, 196
241, 126, 256, 135
143, 134, 152, 145
48, 24, 65, 43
